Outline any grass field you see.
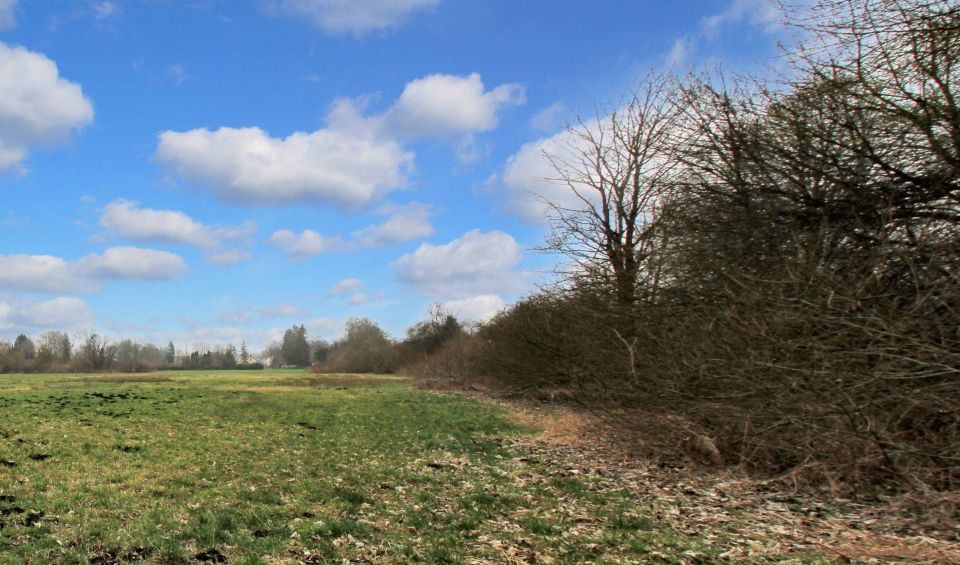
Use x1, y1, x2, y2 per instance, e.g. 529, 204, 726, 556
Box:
0, 370, 704, 564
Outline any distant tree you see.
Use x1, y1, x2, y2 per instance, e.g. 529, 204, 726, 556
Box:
310, 339, 330, 364
41, 332, 71, 362
75, 331, 114, 372
12, 334, 35, 360
220, 345, 238, 369
239, 341, 250, 364
324, 318, 397, 374
262, 342, 283, 368
165, 341, 176, 365
281, 324, 310, 367
405, 304, 465, 356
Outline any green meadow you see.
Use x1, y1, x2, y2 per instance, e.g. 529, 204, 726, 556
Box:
0, 371, 695, 564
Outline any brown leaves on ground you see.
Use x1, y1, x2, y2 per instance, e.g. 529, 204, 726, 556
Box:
506, 418, 960, 563
415, 377, 960, 563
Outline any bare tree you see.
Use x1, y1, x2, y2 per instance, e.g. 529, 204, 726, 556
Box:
543, 74, 681, 318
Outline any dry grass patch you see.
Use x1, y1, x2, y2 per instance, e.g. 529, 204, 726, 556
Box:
506, 405, 599, 447
280, 374, 403, 388
78, 374, 174, 383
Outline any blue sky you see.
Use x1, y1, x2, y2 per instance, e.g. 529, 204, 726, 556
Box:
0, 0, 786, 350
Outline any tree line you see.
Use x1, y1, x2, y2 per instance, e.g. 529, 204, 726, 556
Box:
0, 331, 263, 373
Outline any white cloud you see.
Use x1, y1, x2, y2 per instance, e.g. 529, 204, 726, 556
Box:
92, 1, 121, 21
327, 277, 363, 296
443, 294, 505, 323
76, 247, 188, 281
262, 303, 304, 318
661, 0, 783, 67
268, 229, 344, 259
151, 325, 280, 353
384, 73, 525, 139
156, 73, 522, 208
529, 102, 566, 134
392, 229, 525, 298
0, 42, 94, 172
0, 0, 16, 30
0, 248, 187, 294
98, 199, 255, 252
99, 199, 216, 247
271, 202, 433, 261
156, 125, 413, 209
347, 292, 369, 305
0, 255, 93, 293
304, 317, 344, 340
158, 317, 344, 352
702, 0, 782, 34
666, 37, 692, 69
351, 202, 433, 247
0, 296, 94, 330
501, 127, 602, 223
270, 0, 441, 35
19, 297, 94, 328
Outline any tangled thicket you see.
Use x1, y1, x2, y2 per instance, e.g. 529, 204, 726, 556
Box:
409, 0, 960, 496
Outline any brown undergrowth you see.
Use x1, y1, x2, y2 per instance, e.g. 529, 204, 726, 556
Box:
413, 376, 960, 563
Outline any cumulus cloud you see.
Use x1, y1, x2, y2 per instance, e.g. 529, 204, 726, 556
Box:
156, 126, 413, 209
269, 0, 441, 35
75, 247, 188, 281
0, 247, 187, 293
383, 73, 525, 140
99, 199, 217, 247
0, 42, 94, 172
0, 296, 95, 330
156, 73, 521, 208
98, 200, 256, 266
272, 201, 433, 260
500, 126, 604, 223
392, 229, 525, 298
0, 255, 91, 293
0, 0, 16, 30
268, 229, 344, 259
529, 102, 567, 134
351, 202, 433, 247
443, 294, 505, 323
327, 278, 363, 296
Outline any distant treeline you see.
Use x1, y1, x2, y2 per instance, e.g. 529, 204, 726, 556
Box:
0, 331, 263, 373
